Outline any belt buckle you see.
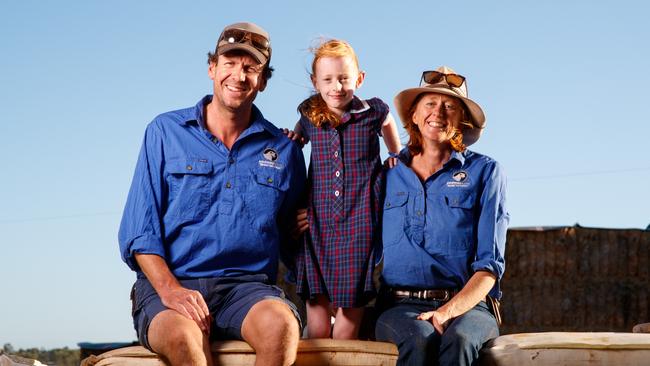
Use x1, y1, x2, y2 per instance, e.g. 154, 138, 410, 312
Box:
428, 290, 450, 301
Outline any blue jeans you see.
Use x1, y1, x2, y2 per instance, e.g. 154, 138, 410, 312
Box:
375, 299, 498, 366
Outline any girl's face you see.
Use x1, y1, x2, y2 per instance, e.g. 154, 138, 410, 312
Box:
311, 56, 364, 117
412, 93, 464, 145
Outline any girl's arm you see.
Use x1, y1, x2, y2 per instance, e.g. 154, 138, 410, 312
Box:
381, 112, 402, 167
381, 112, 402, 153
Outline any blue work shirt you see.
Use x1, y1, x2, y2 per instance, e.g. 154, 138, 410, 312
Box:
381, 148, 509, 298
118, 96, 306, 281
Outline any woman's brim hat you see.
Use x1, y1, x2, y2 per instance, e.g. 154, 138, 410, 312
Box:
393, 66, 486, 146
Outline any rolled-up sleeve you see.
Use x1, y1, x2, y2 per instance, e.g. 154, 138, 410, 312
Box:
118, 123, 166, 271
471, 161, 509, 279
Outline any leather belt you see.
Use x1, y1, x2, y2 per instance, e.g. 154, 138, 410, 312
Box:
392, 288, 457, 301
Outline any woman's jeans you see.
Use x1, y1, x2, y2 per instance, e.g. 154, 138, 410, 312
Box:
375, 298, 498, 366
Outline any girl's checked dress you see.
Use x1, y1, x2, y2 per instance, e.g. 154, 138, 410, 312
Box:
296, 96, 388, 308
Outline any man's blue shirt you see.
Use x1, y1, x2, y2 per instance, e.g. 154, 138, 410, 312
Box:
118, 96, 306, 281
381, 148, 509, 298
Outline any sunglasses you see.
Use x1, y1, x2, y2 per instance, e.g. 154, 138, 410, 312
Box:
219, 29, 270, 55
420, 70, 466, 88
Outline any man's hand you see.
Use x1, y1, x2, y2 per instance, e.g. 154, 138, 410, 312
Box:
417, 309, 451, 335
289, 208, 309, 240
135, 254, 212, 335
159, 285, 212, 334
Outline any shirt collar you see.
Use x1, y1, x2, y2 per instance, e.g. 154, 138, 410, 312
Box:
397, 147, 467, 167
348, 96, 370, 114
179, 95, 278, 136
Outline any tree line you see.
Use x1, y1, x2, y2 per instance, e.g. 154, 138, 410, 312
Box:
2, 343, 79, 366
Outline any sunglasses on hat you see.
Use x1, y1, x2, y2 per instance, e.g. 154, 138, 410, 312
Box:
219, 28, 270, 54
420, 70, 466, 88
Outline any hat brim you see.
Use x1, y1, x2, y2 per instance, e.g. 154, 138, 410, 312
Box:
394, 87, 486, 146
218, 43, 268, 65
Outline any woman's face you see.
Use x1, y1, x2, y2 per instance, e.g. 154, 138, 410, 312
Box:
411, 93, 464, 145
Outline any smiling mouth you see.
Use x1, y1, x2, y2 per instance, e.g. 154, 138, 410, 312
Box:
226, 84, 248, 93
427, 121, 447, 129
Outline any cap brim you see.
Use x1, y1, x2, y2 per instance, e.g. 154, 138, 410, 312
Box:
218, 43, 268, 65
394, 87, 486, 146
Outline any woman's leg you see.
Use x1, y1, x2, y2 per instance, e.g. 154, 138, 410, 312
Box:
332, 307, 365, 339
375, 302, 440, 366
305, 294, 333, 338
438, 301, 499, 366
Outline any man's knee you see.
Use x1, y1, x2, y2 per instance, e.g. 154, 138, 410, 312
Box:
242, 299, 300, 356
149, 310, 208, 361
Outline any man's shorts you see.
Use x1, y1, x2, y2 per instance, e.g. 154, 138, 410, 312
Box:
130, 274, 301, 350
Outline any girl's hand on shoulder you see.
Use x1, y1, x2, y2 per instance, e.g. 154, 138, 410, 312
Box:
383, 156, 399, 169
282, 128, 306, 147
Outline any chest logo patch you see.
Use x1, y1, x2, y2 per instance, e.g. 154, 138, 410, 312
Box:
263, 148, 278, 161
447, 170, 470, 187
259, 147, 284, 170
452, 171, 468, 182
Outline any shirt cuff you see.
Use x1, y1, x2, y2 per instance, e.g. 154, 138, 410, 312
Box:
471, 259, 504, 280
123, 234, 165, 271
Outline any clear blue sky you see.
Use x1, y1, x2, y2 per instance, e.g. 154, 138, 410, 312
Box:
1, 0, 648, 349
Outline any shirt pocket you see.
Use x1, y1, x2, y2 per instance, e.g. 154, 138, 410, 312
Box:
246, 167, 289, 231
382, 192, 408, 247
166, 159, 213, 221
427, 190, 476, 255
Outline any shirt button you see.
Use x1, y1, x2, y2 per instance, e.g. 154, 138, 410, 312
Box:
334, 190, 340, 197
228, 157, 235, 164
334, 151, 339, 158
267, 177, 273, 183
225, 182, 232, 188
335, 170, 340, 177
186, 165, 193, 171
416, 210, 423, 216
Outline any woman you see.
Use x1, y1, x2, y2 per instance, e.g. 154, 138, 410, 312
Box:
375, 66, 509, 365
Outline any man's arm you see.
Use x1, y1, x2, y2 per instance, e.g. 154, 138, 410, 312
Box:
135, 253, 212, 334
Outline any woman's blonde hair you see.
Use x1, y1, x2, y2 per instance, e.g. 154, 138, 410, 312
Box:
298, 39, 360, 128
403, 93, 474, 154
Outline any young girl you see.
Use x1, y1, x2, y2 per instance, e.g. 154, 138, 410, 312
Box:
289, 39, 402, 339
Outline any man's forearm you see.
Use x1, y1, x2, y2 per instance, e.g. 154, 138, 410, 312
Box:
134, 253, 182, 296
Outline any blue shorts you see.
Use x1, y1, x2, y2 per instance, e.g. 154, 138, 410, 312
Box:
130, 274, 301, 350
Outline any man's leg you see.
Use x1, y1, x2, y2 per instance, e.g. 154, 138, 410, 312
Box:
375, 302, 440, 366
438, 301, 499, 366
241, 299, 300, 366
148, 310, 213, 366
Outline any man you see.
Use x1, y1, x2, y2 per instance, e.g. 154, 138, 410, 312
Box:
118, 22, 306, 366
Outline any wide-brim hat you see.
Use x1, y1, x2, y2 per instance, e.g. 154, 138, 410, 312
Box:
216, 22, 271, 65
394, 66, 486, 146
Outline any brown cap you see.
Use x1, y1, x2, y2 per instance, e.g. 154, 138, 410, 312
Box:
216, 22, 271, 65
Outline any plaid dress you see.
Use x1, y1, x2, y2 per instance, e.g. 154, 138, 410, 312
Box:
296, 96, 388, 308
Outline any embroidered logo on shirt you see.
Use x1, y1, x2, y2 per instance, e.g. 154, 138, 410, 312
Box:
447, 170, 470, 187
263, 148, 278, 162
452, 171, 468, 182
259, 148, 284, 170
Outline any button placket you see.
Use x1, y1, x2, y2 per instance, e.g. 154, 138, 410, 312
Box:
220, 152, 235, 214
328, 128, 344, 221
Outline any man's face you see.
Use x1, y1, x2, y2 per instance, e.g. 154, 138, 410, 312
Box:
209, 51, 266, 112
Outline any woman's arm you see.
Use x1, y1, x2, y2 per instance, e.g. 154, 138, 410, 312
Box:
417, 271, 496, 334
